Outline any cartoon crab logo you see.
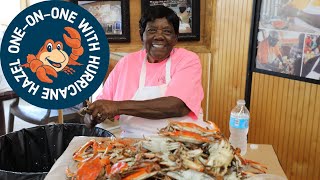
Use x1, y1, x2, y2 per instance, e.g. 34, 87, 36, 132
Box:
21, 27, 83, 83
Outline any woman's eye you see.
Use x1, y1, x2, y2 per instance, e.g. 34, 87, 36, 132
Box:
147, 29, 157, 33
47, 43, 53, 52
163, 30, 172, 34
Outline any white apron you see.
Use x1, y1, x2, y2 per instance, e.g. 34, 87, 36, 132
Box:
119, 54, 207, 138
306, 57, 320, 80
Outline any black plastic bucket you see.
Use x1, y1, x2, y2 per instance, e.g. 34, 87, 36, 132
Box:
0, 124, 114, 180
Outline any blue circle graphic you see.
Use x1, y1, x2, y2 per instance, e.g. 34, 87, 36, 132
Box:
0, 1, 109, 109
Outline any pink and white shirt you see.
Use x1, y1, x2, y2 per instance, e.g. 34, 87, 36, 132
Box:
96, 48, 204, 119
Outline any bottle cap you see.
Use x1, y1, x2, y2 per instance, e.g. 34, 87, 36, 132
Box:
250, 144, 259, 150
237, 99, 246, 105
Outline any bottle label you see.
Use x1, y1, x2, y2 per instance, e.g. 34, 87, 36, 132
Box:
230, 117, 249, 129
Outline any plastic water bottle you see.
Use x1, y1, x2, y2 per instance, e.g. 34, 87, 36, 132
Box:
229, 100, 250, 156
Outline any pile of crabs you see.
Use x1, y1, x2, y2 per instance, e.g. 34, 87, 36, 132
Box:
66, 121, 267, 180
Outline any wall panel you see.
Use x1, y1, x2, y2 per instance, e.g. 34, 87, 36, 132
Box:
249, 73, 320, 180
209, 0, 319, 179
209, 0, 253, 137
198, 53, 211, 122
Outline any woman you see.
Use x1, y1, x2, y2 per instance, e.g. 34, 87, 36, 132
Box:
85, 5, 207, 138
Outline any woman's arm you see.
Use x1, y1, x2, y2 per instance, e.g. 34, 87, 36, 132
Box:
88, 96, 190, 122
118, 96, 190, 119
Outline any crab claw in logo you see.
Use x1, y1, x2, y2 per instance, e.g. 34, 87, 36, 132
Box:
21, 27, 84, 83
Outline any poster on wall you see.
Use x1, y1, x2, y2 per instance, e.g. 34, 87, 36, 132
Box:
254, 0, 320, 81
73, 0, 130, 42
141, 0, 200, 41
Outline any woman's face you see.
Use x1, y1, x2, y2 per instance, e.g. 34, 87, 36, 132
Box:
143, 17, 177, 63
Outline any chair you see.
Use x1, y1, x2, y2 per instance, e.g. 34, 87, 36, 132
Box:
7, 98, 85, 133
0, 91, 18, 135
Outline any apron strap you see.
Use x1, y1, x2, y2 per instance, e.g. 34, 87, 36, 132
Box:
165, 57, 171, 83
139, 57, 147, 88
139, 55, 172, 88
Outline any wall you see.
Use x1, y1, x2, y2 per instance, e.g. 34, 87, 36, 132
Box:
249, 73, 320, 180
209, 0, 252, 137
207, 0, 320, 180
110, 0, 211, 53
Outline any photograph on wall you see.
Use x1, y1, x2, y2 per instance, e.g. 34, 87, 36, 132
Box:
141, 0, 200, 41
149, 0, 192, 33
254, 0, 320, 81
259, 0, 320, 34
256, 29, 304, 76
79, 1, 122, 35
301, 34, 320, 79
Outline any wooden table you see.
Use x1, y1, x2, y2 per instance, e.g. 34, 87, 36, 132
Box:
244, 144, 287, 179
45, 137, 288, 179
0, 91, 18, 136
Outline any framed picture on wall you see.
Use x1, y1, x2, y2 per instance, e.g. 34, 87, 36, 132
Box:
74, 0, 130, 42
247, 0, 320, 84
141, 0, 200, 41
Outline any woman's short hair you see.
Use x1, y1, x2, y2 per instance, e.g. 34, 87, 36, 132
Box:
139, 5, 180, 40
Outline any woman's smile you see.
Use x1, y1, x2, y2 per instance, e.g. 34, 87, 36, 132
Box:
152, 44, 166, 48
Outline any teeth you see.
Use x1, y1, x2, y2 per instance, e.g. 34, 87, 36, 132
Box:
153, 44, 164, 48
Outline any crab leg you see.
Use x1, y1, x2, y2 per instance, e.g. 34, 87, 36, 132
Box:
160, 131, 211, 144
163, 121, 220, 136
73, 139, 98, 161
182, 158, 204, 172
29, 59, 43, 72
122, 168, 158, 180
244, 159, 268, 173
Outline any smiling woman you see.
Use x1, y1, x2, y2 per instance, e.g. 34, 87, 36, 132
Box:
84, 5, 208, 139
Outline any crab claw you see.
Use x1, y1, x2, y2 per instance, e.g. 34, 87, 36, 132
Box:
36, 66, 53, 83
63, 27, 84, 62
63, 27, 81, 48
244, 159, 268, 173
43, 65, 58, 78
122, 168, 158, 180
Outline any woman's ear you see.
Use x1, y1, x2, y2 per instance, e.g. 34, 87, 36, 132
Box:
139, 29, 144, 41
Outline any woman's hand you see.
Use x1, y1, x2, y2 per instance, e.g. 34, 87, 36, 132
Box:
83, 114, 97, 128
83, 96, 190, 128
89, 100, 119, 121
85, 100, 119, 127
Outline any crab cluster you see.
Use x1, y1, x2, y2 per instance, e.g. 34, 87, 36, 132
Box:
66, 121, 267, 180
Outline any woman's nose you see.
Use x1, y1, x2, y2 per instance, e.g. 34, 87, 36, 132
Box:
153, 30, 165, 40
